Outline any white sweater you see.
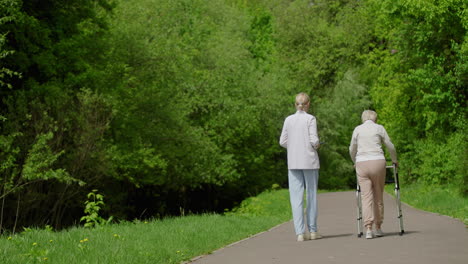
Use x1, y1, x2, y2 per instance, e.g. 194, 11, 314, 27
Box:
349, 120, 397, 163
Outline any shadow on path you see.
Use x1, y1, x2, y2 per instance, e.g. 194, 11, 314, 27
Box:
321, 233, 354, 239
383, 230, 420, 237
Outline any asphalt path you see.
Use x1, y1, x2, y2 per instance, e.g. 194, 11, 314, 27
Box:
189, 191, 468, 264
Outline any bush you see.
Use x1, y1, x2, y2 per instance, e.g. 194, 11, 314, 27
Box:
401, 124, 467, 196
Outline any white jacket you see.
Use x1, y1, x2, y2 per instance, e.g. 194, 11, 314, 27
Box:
279, 111, 320, 169
349, 120, 397, 163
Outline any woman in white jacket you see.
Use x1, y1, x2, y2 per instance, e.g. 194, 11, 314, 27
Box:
349, 110, 398, 239
280, 92, 322, 242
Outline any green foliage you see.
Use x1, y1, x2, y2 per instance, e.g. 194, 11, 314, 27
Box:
0, 0, 21, 89
80, 189, 113, 228
0, 0, 119, 229
316, 70, 372, 189
363, 0, 467, 195
247, 8, 276, 70
401, 122, 467, 194
22, 132, 80, 184
0, 129, 20, 189
101, 0, 290, 195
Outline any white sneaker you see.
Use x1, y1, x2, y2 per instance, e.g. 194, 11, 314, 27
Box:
309, 232, 323, 240
375, 229, 384, 237
366, 230, 373, 239
297, 234, 306, 242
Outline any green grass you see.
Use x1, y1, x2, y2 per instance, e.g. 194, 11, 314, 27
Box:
5, 184, 464, 264
385, 183, 468, 225
0, 189, 292, 264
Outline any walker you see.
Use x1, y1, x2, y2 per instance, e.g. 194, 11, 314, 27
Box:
355, 163, 404, 237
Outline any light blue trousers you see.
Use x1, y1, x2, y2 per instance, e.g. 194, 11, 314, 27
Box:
288, 169, 319, 235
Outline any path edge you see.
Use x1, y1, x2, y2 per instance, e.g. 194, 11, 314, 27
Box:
184, 220, 291, 263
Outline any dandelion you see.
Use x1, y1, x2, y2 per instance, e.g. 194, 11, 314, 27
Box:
83, 238, 89, 242
113, 234, 119, 237
7, 237, 12, 240
49, 240, 53, 243
43, 257, 48, 261
32, 242, 38, 246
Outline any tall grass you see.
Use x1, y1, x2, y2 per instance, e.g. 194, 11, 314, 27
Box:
385, 183, 467, 225
0, 189, 292, 264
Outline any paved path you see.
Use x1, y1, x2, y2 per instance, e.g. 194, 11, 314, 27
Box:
189, 191, 467, 264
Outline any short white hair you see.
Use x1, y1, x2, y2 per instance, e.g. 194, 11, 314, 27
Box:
361, 110, 377, 123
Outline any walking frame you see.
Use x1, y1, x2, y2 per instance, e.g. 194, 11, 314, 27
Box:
355, 163, 404, 237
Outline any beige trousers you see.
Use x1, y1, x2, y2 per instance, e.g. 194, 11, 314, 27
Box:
356, 159, 386, 229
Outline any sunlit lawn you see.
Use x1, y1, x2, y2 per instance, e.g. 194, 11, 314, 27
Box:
385, 183, 467, 225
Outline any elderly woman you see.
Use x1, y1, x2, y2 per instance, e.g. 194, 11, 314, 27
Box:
349, 110, 398, 239
280, 92, 322, 242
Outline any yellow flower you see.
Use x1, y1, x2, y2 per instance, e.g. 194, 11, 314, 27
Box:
113, 234, 119, 237
80, 240, 84, 243
144, 221, 148, 224
49, 240, 53, 243
7, 237, 12, 240
32, 242, 38, 246
43, 257, 48, 261
83, 238, 89, 242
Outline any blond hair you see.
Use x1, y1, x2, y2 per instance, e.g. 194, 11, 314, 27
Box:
295, 92, 310, 111
361, 110, 377, 123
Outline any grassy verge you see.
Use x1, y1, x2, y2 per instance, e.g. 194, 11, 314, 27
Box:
0, 189, 292, 264
385, 183, 468, 225
4, 185, 464, 264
